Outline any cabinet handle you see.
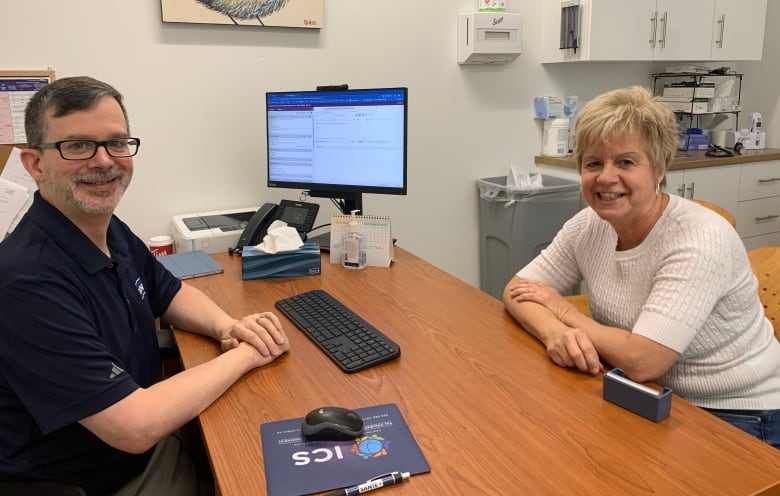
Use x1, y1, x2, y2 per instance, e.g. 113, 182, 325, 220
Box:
758, 177, 780, 183
716, 14, 726, 48
687, 181, 695, 199
649, 12, 657, 47
677, 182, 686, 197
754, 214, 779, 222
659, 11, 668, 48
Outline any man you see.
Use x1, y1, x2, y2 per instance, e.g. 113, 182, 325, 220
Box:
0, 76, 290, 494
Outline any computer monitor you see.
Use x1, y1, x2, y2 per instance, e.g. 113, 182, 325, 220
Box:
266, 87, 408, 215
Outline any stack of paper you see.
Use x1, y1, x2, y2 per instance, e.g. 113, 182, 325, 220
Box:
0, 147, 36, 238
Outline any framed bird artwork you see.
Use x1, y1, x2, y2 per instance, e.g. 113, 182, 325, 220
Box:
161, 0, 323, 28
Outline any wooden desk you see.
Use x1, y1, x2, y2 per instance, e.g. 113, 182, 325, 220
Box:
176, 249, 780, 496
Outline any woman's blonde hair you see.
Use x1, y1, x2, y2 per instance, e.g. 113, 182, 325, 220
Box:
573, 86, 679, 186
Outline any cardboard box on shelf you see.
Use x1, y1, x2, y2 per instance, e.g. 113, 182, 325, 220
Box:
662, 84, 715, 99
659, 99, 709, 114
679, 132, 710, 151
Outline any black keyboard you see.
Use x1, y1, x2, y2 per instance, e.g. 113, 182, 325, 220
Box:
275, 290, 400, 373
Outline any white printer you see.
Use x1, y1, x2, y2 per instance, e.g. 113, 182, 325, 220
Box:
171, 207, 257, 254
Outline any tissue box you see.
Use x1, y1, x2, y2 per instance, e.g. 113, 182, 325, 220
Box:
241, 241, 321, 280
534, 96, 564, 119
679, 132, 710, 151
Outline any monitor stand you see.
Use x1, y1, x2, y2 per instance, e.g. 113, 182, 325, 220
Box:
306, 231, 332, 253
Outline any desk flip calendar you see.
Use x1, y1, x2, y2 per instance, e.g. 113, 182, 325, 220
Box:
328, 214, 393, 267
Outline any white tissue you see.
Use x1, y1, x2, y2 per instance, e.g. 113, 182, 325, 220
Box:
252, 220, 303, 254
507, 163, 543, 192
502, 164, 544, 208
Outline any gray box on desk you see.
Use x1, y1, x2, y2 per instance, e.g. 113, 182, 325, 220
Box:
603, 368, 672, 422
241, 242, 321, 280
477, 175, 581, 299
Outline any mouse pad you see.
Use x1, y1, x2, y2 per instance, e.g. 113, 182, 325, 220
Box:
260, 403, 430, 496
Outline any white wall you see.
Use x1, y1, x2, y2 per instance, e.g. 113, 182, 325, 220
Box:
738, 1, 780, 138
2, 1, 776, 289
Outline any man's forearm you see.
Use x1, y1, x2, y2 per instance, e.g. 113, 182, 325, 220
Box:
162, 283, 237, 341
82, 343, 261, 453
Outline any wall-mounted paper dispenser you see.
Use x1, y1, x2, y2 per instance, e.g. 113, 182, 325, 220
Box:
457, 12, 522, 65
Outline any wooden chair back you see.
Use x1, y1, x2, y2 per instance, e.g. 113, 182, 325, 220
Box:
747, 246, 780, 340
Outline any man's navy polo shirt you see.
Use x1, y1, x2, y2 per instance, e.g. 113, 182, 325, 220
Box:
0, 192, 182, 494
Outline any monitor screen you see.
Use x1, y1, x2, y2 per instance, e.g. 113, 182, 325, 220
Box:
266, 87, 408, 214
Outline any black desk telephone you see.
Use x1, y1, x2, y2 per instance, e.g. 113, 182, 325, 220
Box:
231, 200, 319, 255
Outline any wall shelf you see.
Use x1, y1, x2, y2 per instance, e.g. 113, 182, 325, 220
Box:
652, 72, 743, 132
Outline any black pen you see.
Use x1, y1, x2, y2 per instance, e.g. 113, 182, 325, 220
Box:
325, 471, 411, 496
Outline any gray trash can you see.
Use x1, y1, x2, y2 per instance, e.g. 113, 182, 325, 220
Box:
477, 175, 581, 300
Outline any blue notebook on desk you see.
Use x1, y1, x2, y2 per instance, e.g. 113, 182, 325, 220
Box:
155, 250, 223, 279
260, 403, 430, 496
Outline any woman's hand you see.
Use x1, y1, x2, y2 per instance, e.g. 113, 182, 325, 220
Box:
506, 278, 601, 374
219, 312, 289, 358
545, 327, 603, 375
508, 279, 577, 323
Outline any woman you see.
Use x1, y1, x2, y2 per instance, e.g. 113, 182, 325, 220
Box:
503, 86, 780, 449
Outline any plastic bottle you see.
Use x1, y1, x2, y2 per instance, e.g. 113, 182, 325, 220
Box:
542, 118, 570, 157
342, 210, 366, 270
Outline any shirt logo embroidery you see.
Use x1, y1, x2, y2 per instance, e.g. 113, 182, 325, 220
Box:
134, 277, 146, 300
109, 362, 125, 379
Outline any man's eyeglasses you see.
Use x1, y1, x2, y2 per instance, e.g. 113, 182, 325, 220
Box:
36, 138, 141, 160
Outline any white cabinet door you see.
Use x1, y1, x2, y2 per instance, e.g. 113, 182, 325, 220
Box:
737, 161, 780, 241
739, 161, 780, 201
665, 165, 740, 216
736, 197, 780, 238
542, 0, 654, 62
588, 0, 714, 61
542, 0, 765, 62
665, 169, 687, 197
710, 0, 767, 61
682, 165, 741, 216
587, 0, 655, 61
655, 0, 715, 60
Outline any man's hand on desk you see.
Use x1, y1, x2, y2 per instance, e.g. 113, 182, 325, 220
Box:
219, 312, 290, 362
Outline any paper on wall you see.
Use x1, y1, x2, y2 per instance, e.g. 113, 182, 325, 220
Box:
1, 147, 37, 236
1, 147, 37, 191
0, 177, 30, 237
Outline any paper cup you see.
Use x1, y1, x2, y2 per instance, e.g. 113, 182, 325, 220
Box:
149, 235, 174, 256
711, 130, 727, 147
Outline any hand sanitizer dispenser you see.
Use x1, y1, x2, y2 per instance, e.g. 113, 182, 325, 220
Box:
342, 210, 366, 270
458, 12, 522, 64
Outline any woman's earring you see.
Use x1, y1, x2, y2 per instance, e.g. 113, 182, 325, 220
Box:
655, 183, 660, 195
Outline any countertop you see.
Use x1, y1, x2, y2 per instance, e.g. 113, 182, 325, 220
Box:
535, 147, 780, 171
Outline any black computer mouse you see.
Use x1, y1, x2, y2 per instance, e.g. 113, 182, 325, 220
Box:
301, 406, 365, 441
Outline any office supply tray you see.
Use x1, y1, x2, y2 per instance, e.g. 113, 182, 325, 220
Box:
603, 368, 672, 422
275, 289, 401, 373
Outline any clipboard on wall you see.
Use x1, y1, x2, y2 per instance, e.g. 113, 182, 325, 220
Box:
0, 68, 56, 172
